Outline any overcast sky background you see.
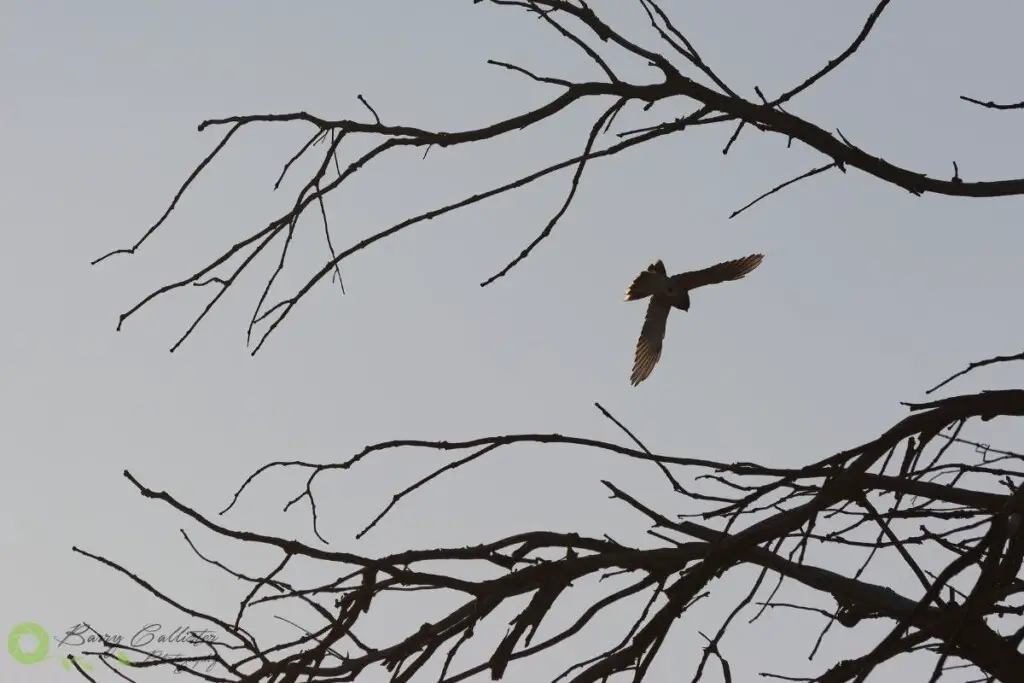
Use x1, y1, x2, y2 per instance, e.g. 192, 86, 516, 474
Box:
3, 2, 1024, 682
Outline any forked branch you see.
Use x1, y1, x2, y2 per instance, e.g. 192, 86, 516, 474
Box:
77, 388, 1024, 682
93, 0, 1024, 354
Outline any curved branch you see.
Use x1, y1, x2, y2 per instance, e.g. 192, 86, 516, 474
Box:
96, 2, 1024, 351
75, 380, 1024, 683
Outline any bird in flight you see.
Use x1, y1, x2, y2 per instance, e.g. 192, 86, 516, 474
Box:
624, 253, 764, 386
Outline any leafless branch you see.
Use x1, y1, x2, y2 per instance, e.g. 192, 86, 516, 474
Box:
927, 349, 1024, 395
960, 95, 1024, 111
82, 3, 1024, 682
76, 386, 1024, 683
94, 0, 1024, 352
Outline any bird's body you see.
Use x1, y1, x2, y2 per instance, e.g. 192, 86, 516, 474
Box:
624, 253, 764, 386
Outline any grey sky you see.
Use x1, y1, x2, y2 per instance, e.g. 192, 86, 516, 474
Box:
3, 1, 1024, 681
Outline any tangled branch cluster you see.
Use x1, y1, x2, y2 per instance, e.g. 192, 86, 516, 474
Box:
73, 367, 1024, 682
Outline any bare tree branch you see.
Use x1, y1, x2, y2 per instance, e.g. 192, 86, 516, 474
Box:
75, 386, 1024, 682
928, 349, 1024, 395
94, 0, 1024, 352
82, 3, 1024, 682
961, 95, 1024, 111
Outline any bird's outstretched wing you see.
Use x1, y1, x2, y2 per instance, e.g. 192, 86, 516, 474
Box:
631, 297, 671, 386
671, 253, 763, 291
624, 259, 667, 301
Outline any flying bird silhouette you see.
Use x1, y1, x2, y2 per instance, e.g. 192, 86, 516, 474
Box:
624, 253, 764, 386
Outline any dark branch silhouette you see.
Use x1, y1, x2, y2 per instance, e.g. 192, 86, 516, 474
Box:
75, 391, 1024, 682
928, 350, 1024, 395
81, 2, 1024, 682
960, 95, 1024, 112
92, 0, 1024, 354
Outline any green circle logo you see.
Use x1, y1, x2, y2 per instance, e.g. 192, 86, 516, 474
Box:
8, 622, 50, 664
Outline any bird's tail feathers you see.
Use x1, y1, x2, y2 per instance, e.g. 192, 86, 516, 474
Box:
624, 260, 666, 301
